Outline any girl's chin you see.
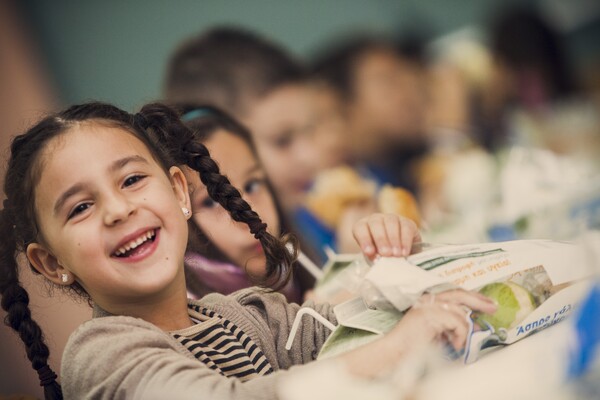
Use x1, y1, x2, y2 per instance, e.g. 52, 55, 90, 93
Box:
244, 257, 267, 278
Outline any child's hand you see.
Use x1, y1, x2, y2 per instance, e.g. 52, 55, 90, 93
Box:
392, 290, 496, 351
417, 289, 497, 315
352, 213, 422, 259
335, 201, 377, 254
338, 289, 497, 379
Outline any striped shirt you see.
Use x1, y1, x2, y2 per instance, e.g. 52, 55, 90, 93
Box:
170, 304, 273, 381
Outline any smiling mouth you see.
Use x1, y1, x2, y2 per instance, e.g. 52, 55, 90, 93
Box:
113, 229, 157, 258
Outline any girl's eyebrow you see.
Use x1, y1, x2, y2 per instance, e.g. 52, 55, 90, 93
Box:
53, 182, 87, 215
109, 155, 148, 173
53, 155, 149, 215
244, 164, 261, 177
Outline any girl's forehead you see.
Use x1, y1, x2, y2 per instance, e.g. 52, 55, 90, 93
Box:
44, 122, 149, 156
205, 127, 237, 141
205, 130, 261, 166
36, 123, 159, 183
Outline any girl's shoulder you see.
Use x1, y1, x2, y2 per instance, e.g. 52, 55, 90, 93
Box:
65, 314, 177, 354
61, 313, 196, 396
63, 310, 188, 370
77, 312, 164, 330
198, 287, 290, 311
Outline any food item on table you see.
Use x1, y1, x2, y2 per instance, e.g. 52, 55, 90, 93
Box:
377, 185, 422, 227
475, 282, 537, 331
306, 166, 423, 230
306, 166, 375, 228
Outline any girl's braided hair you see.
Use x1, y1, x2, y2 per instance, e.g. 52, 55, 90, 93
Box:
163, 104, 300, 285
138, 102, 296, 289
1, 101, 296, 399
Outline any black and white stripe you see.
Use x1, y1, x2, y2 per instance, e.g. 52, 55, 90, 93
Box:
171, 305, 273, 381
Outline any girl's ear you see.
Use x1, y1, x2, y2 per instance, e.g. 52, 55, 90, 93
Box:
26, 243, 74, 285
169, 166, 191, 213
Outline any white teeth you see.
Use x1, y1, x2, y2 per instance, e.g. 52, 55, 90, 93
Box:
114, 230, 155, 256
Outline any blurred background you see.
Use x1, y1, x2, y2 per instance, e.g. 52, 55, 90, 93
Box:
4, 0, 600, 110
1, 0, 599, 397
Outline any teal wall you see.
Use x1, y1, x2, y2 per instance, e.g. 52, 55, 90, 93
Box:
21, 0, 596, 111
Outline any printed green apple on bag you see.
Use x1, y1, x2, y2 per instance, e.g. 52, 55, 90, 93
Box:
474, 282, 538, 338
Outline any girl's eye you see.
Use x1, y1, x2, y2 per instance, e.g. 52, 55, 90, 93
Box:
68, 203, 91, 220
123, 175, 146, 187
244, 178, 264, 195
273, 133, 293, 149
200, 197, 218, 209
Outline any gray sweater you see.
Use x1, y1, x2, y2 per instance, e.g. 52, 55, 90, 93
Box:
61, 288, 337, 399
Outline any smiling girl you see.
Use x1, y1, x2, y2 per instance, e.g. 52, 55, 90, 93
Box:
0, 101, 495, 399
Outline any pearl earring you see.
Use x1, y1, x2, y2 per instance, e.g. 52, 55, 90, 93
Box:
61, 273, 69, 283
182, 207, 191, 218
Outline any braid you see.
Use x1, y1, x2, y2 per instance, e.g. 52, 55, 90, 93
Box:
184, 142, 261, 227
0, 206, 62, 399
1, 101, 144, 400
184, 141, 296, 289
0, 101, 201, 399
136, 103, 297, 289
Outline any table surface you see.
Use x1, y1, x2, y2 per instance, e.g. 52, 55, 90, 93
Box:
417, 321, 581, 400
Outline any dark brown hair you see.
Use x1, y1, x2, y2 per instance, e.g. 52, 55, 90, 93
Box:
174, 104, 265, 263
154, 104, 299, 288
310, 36, 398, 101
163, 26, 306, 118
489, 4, 576, 99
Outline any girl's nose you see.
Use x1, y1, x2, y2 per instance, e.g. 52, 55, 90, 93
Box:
294, 135, 319, 175
103, 193, 136, 225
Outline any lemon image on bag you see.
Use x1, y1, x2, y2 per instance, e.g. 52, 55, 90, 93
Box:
475, 282, 537, 332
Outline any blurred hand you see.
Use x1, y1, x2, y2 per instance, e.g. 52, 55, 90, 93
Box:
392, 290, 496, 351
335, 201, 377, 254
352, 213, 422, 259
418, 289, 497, 315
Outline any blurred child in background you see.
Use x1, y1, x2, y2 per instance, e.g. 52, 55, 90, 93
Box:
165, 105, 314, 302
475, 4, 581, 152
310, 35, 430, 193
164, 27, 347, 212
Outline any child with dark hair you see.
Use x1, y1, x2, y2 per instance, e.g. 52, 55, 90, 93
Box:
0, 101, 495, 398
310, 35, 429, 192
160, 104, 315, 303
164, 27, 305, 119
476, 4, 581, 151
164, 26, 346, 212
